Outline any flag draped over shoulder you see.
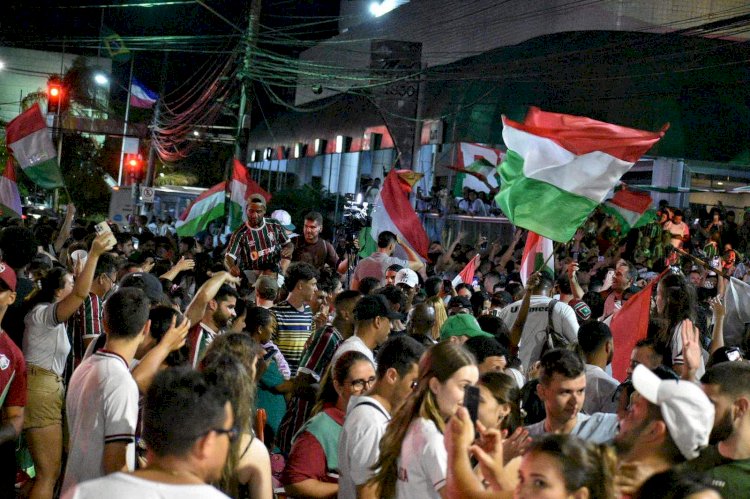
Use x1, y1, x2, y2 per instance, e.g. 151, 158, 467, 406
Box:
5, 104, 65, 189
176, 182, 226, 236
519, 231, 554, 285
370, 169, 429, 259
452, 255, 480, 287
450, 142, 504, 196
495, 107, 667, 242
608, 270, 666, 381
0, 159, 22, 219
228, 159, 271, 230
602, 187, 655, 232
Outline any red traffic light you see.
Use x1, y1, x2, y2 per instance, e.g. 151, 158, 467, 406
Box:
47, 78, 63, 114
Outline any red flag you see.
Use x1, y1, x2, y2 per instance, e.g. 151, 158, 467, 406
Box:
609, 270, 667, 381
452, 255, 480, 287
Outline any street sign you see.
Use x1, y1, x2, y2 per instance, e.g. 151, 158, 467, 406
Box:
140, 186, 155, 203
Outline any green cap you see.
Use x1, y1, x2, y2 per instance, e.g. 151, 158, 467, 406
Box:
440, 314, 494, 341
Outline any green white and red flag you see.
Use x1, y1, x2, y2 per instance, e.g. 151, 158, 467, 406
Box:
602, 187, 656, 232
452, 254, 481, 287
176, 181, 226, 236
5, 104, 65, 189
0, 159, 22, 219
495, 107, 667, 242
519, 231, 554, 285
228, 159, 271, 230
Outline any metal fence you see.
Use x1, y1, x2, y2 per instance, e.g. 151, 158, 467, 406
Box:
420, 212, 515, 246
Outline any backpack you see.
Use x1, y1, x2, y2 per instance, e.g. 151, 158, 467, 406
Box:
539, 299, 570, 359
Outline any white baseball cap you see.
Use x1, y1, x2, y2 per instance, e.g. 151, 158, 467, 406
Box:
395, 268, 419, 288
631, 365, 714, 459
270, 209, 295, 231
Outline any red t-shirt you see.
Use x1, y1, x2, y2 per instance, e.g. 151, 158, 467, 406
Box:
0, 332, 27, 408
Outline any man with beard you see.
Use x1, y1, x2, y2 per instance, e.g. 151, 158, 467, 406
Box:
677, 362, 750, 497
613, 365, 714, 495
525, 349, 618, 442
186, 282, 238, 368
579, 322, 619, 414
292, 212, 338, 270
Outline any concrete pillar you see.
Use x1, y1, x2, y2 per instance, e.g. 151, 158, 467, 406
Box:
651, 157, 689, 208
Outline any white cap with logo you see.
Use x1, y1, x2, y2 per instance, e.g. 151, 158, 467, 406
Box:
395, 268, 419, 288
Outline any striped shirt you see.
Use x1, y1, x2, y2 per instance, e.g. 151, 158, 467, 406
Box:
69, 293, 103, 370
187, 322, 218, 368
277, 324, 343, 455
225, 218, 290, 272
271, 301, 313, 378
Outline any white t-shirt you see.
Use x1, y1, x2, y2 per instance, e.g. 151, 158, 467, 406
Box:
61, 473, 230, 499
497, 296, 579, 371
583, 364, 619, 414
395, 418, 447, 499
23, 303, 71, 375
62, 351, 139, 495
331, 335, 376, 368
338, 396, 390, 499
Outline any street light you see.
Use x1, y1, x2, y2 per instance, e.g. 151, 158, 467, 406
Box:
0, 60, 5, 71
370, 0, 400, 17
94, 73, 109, 86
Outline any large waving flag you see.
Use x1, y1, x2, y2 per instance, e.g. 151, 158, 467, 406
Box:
5, 104, 65, 189
228, 159, 271, 230
370, 169, 429, 259
130, 78, 158, 108
495, 107, 667, 242
176, 181, 226, 236
602, 187, 655, 233
520, 231, 554, 285
0, 160, 22, 219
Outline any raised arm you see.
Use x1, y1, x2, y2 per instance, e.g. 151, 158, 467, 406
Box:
55, 231, 115, 323
184, 271, 240, 325
53, 203, 76, 255
397, 236, 425, 272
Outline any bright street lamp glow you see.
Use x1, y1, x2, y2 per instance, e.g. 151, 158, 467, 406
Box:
0, 61, 5, 71
94, 73, 109, 86
370, 0, 396, 17
192, 130, 200, 137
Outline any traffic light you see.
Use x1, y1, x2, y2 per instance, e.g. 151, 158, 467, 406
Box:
47, 77, 63, 114
125, 154, 143, 181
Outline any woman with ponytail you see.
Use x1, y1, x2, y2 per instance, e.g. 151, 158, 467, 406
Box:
23, 231, 115, 499
369, 341, 478, 498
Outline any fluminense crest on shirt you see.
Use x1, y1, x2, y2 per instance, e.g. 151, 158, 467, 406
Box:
0, 354, 10, 370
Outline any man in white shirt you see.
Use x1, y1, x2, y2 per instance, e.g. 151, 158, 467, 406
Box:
63, 368, 233, 499
338, 336, 425, 498
62, 288, 151, 495
332, 295, 401, 368
578, 322, 619, 414
663, 209, 690, 249
497, 271, 579, 371
351, 231, 424, 291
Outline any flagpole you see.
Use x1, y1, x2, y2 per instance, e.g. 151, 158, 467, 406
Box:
117, 56, 135, 186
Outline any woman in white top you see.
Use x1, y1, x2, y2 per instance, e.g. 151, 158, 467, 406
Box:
23, 231, 115, 499
654, 272, 705, 380
369, 342, 478, 498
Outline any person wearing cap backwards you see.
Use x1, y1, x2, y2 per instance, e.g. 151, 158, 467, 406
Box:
0, 263, 25, 495
224, 193, 293, 278
613, 364, 714, 496
270, 208, 297, 274
331, 294, 401, 368
292, 211, 339, 271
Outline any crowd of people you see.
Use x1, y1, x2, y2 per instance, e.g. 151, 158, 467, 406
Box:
0, 188, 749, 499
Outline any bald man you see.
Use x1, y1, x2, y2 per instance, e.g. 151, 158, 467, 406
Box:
407, 303, 436, 347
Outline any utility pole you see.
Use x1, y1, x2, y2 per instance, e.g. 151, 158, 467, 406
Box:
234, 0, 261, 163
145, 52, 169, 188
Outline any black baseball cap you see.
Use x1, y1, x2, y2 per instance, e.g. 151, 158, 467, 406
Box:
353, 294, 402, 321
120, 272, 167, 304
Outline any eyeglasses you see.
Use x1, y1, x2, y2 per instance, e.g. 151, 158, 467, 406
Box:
347, 376, 376, 390
210, 426, 239, 443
